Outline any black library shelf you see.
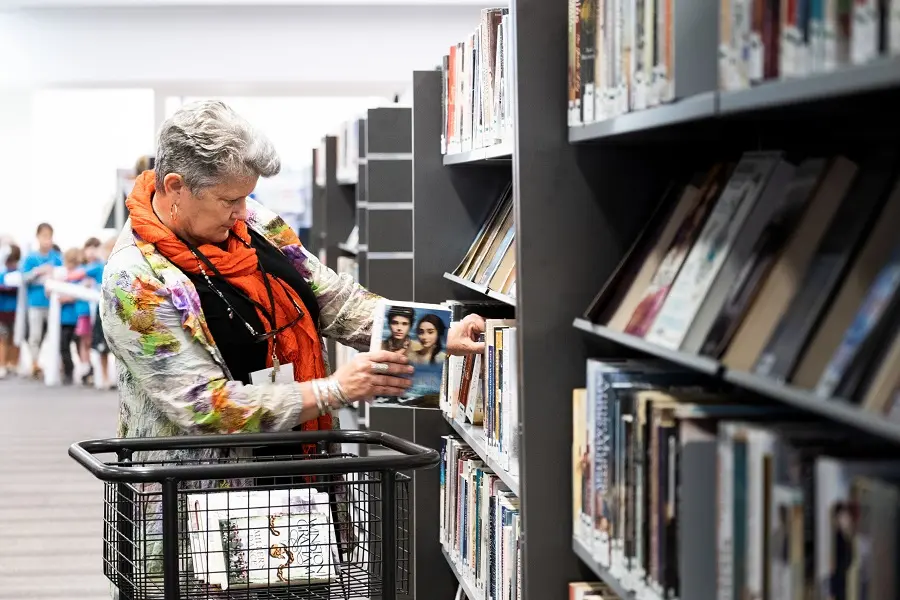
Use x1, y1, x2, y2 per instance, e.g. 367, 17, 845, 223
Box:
570, 59, 900, 142
309, 1, 900, 598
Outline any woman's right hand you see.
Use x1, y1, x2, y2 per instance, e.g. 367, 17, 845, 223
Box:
333, 350, 414, 403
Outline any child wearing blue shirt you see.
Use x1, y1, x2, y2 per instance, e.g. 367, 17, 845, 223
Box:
74, 237, 101, 384
58, 248, 82, 385
0, 245, 21, 379
21, 223, 62, 378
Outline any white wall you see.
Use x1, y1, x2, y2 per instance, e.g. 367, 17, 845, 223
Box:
0, 5, 486, 90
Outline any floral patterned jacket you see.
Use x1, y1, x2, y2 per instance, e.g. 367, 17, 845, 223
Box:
101, 199, 379, 464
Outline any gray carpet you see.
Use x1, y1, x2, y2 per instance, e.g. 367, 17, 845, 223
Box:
0, 378, 117, 599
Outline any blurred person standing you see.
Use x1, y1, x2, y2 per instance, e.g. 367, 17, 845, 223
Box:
21, 223, 63, 378
58, 248, 82, 385
89, 237, 116, 388
0, 245, 22, 378
74, 237, 102, 383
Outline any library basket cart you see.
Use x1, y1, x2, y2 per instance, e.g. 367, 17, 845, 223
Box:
69, 428, 440, 600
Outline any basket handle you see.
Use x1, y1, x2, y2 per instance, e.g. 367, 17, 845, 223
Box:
69, 429, 440, 483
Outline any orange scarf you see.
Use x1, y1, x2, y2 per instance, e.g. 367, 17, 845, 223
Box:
126, 170, 332, 437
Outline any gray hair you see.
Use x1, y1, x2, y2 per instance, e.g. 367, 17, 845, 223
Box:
155, 100, 281, 192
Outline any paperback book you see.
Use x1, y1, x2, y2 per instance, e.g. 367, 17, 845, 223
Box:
370, 300, 452, 400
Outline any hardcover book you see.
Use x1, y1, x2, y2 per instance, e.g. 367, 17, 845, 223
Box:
369, 300, 452, 400
219, 512, 337, 589
646, 152, 782, 350
754, 153, 899, 382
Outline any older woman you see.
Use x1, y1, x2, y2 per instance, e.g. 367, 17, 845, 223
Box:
101, 100, 485, 458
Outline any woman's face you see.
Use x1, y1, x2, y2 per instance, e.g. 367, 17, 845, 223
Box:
171, 174, 258, 245
417, 321, 439, 349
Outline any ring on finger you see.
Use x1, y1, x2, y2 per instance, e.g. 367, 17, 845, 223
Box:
370, 362, 390, 374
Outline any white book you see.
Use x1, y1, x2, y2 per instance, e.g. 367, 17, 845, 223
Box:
645, 151, 780, 349
851, 0, 881, 65
219, 512, 337, 589
717, 424, 736, 600
891, 0, 900, 54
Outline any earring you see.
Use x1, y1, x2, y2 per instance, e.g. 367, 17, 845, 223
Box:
170, 203, 179, 224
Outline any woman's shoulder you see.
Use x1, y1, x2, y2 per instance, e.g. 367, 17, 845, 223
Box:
101, 226, 158, 288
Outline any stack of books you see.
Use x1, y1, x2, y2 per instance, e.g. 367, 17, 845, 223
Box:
719, 0, 900, 90
185, 489, 339, 590
441, 7, 513, 156
567, 0, 677, 126
440, 436, 522, 600
572, 360, 900, 600
449, 183, 516, 299
585, 151, 900, 413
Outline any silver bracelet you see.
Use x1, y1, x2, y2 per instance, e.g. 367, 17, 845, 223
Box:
328, 376, 352, 407
311, 379, 330, 416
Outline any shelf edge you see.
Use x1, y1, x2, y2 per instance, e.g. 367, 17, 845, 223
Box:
723, 369, 900, 445
572, 318, 721, 376
442, 548, 480, 600
572, 537, 635, 598
444, 413, 521, 496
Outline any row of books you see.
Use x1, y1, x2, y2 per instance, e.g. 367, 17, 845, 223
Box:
586, 150, 900, 413
567, 0, 676, 127
441, 7, 513, 156
443, 318, 519, 472
185, 489, 341, 590
720, 0, 900, 91
450, 183, 517, 299
440, 436, 522, 600
572, 359, 900, 600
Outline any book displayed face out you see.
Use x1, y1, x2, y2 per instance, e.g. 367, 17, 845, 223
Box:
370, 300, 452, 400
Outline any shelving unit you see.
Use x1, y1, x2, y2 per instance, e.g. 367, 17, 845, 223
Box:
298, 3, 900, 598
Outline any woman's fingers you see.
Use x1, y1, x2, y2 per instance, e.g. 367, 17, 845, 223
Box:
374, 385, 411, 397
373, 375, 412, 390
366, 350, 410, 364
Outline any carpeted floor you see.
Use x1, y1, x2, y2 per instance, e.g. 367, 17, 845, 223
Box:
0, 378, 117, 599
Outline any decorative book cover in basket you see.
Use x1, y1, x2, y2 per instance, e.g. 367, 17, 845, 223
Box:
370, 300, 452, 400
219, 512, 338, 589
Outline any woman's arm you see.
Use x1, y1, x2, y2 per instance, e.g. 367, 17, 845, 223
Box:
283, 243, 381, 351
101, 267, 331, 435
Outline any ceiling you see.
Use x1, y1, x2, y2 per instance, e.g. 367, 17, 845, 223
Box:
0, 0, 492, 7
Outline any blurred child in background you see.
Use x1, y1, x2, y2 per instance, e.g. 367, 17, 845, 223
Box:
74, 237, 101, 384
0, 245, 22, 379
58, 248, 83, 385
89, 237, 116, 389
22, 223, 62, 379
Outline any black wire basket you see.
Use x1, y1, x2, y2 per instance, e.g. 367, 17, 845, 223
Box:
69, 429, 440, 600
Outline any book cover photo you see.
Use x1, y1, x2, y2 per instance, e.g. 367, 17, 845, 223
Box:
369, 300, 452, 400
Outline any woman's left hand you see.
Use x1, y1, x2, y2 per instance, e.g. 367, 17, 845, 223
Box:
446, 313, 486, 356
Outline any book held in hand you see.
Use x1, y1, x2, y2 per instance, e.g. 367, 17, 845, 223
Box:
370, 299, 452, 400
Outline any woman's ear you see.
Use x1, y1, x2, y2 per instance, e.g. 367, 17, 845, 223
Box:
162, 173, 187, 196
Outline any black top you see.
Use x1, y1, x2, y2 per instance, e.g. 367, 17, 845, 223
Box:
185, 228, 320, 384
